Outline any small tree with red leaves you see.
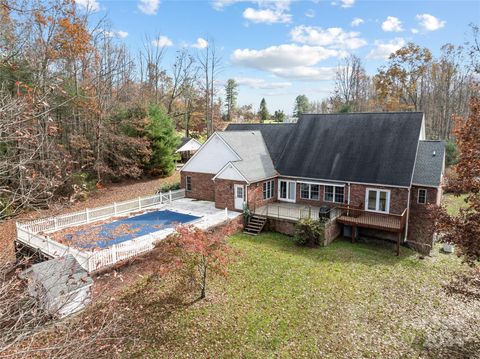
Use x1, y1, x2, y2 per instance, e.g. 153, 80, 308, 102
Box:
436, 91, 480, 264
162, 221, 240, 299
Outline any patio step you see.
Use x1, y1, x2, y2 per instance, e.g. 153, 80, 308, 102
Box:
244, 215, 267, 236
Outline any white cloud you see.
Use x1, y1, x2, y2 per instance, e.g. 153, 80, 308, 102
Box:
152, 35, 172, 47
231, 44, 339, 81
232, 44, 338, 69
104, 30, 128, 38
290, 25, 367, 50
116, 31, 129, 38
416, 14, 445, 31
235, 77, 292, 89
367, 38, 405, 60
242, 1, 292, 24
75, 0, 100, 12
192, 37, 208, 49
332, 0, 355, 8
212, 0, 241, 10
243, 7, 291, 24
341, 0, 355, 7
305, 9, 315, 18
411, 28, 419, 34
138, 0, 160, 15
270, 66, 337, 81
381, 16, 403, 32
351, 17, 364, 27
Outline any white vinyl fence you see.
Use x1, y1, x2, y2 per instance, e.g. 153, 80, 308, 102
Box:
16, 189, 189, 272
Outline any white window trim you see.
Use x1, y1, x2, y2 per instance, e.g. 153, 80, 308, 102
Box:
263, 180, 275, 200
417, 188, 427, 204
186, 176, 192, 191
365, 188, 391, 214
324, 185, 345, 203
278, 180, 296, 203
300, 183, 320, 200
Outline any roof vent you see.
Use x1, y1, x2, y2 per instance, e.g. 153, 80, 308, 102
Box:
433, 150, 436, 157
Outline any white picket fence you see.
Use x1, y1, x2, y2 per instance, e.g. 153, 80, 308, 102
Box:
21, 190, 185, 234
15, 189, 189, 272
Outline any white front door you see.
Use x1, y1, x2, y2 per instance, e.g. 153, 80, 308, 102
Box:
234, 184, 245, 210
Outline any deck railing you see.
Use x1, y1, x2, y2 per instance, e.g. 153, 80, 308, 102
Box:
256, 204, 342, 222
334, 205, 408, 231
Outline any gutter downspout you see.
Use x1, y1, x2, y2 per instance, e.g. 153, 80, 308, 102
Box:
405, 186, 411, 242
347, 182, 351, 205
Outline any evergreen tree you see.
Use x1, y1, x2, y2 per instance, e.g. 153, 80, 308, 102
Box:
224, 79, 238, 121
293, 95, 310, 118
258, 98, 269, 123
272, 110, 286, 122
146, 105, 179, 176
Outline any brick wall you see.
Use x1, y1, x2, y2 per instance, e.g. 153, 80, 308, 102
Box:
180, 171, 215, 202
214, 179, 247, 211
349, 184, 409, 215
247, 178, 277, 210
324, 220, 341, 246
266, 218, 296, 236
407, 186, 439, 255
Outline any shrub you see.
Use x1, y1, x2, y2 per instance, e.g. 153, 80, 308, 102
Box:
293, 218, 326, 247
158, 182, 180, 193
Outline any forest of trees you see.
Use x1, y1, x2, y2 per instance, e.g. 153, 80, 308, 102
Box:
0, 1, 229, 218
1, 1, 478, 219
297, 36, 479, 140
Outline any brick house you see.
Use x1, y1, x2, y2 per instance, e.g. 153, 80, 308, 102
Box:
180, 113, 445, 253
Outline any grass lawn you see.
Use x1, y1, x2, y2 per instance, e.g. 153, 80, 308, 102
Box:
443, 193, 469, 216
121, 232, 479, 358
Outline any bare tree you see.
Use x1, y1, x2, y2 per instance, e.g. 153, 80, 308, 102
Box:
139, 34, 167, 104
167, 49, 197, 116
333, 54, 369, 112
197, 38, 222, 137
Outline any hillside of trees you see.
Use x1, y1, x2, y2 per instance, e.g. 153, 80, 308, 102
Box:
1, 1, 478, 219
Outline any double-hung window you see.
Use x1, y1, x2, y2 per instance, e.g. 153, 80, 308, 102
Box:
365, 188, 390, 213
300, 183, 320, 200
324, 185, 344, 203
186, 176, 192, 191
263, 180, 275, 200
417, 189, 427, 204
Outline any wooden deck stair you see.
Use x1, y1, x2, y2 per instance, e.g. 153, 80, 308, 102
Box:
244, 214, 267, 236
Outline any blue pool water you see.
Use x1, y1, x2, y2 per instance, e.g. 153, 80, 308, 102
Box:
64, 210, 201, 249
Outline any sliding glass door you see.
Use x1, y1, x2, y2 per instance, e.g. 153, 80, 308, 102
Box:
278, 180, 296, 202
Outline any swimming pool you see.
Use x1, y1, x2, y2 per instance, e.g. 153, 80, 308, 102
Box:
64, 209, 201, 249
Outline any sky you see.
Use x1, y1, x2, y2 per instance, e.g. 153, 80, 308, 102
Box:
77, 0, 480, 115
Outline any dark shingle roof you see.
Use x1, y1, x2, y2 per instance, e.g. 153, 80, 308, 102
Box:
178, 137, 192, 149
412, 140, 445, 187
225, 123, 295, 165
276, 112, 424, 187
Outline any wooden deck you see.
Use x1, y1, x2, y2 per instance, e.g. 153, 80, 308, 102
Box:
335, 206, 407, 233
334, 205, 408, 256
336, 213, 402, 232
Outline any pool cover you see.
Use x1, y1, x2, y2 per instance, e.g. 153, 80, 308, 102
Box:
64, 210, 201, 249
